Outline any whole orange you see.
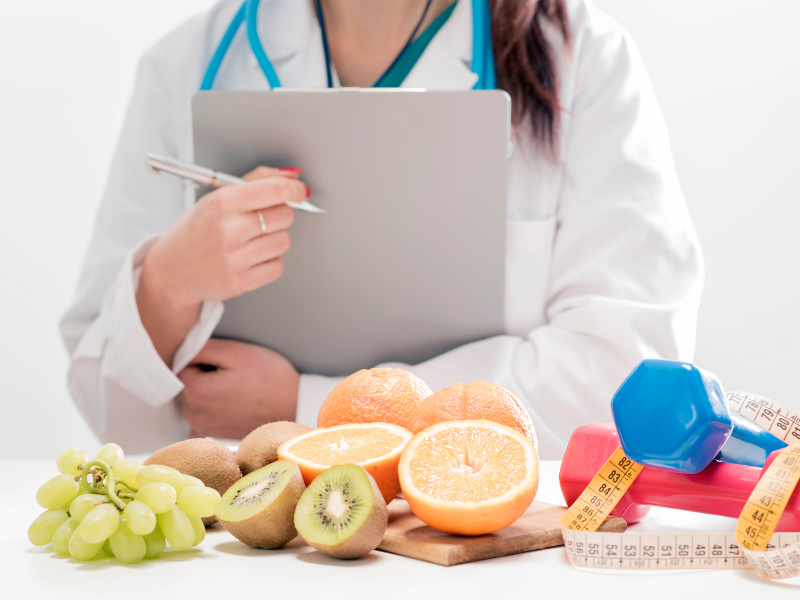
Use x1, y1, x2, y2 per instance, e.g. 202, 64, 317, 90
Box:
408, 381, 537, 448
317, 368, 432, 429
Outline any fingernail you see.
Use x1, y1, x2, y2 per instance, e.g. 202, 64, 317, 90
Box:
305, 184, 311, 197
279, 167, 302, 173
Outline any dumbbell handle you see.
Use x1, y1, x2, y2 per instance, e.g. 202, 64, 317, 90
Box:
560, 423, 800, 531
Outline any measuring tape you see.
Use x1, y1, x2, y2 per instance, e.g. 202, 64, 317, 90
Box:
726, 392, 800, 445
560, 392, 800, 580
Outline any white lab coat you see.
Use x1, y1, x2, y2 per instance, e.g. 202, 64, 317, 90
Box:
60, 0, 703, 457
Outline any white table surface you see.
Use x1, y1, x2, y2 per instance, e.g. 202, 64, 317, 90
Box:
3, 459, 799, 599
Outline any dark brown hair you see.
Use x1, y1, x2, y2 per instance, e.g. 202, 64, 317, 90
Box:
491, 0, 570, 151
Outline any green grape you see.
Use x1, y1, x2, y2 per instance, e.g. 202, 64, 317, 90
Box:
112, 461, 143, 490
52, 518, 79, 557
143, 526, 166, 559
135, 482, 177, 514
96, 443, 124, 467
123, 500, 156, 535
157, 505, 195, 550
28, 508, 69, 546
188, 515, 205, 547
56, 448, 88, 477
69, 493, 108, 522
182, 474, 205, 488
36, 474, 80, 509
68, 526, 104, 561
136, 465, 184, 493
108, 520, 146, 564
79, 504, 120, 544
177, 485, 221, 518
102, 539, 112, 556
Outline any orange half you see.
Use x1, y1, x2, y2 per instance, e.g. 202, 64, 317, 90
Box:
398, 420, 539, 536
276, 422, 413, 504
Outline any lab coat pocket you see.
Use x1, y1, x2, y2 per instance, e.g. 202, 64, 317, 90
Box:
505, 217, 557, 336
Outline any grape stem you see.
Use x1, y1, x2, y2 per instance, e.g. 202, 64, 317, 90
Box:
81, 459, 127, 510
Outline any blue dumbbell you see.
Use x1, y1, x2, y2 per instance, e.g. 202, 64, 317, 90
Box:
611, 359, 787, 473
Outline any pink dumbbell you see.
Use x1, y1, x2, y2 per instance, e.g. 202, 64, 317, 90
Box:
559, 423, 800, 531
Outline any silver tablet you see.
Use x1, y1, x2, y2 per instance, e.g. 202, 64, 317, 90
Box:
193, 90, 509, 376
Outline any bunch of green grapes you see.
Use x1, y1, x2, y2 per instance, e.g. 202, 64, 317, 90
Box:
28, 443, 221, 564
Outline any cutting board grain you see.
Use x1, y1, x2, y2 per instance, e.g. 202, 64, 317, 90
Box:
378, 499, 627, 566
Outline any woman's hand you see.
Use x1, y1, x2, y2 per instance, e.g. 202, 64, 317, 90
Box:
136, 166, 307, 366
178, 338, 300, 439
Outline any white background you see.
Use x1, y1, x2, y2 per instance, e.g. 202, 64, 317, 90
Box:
1, 0, 798, 459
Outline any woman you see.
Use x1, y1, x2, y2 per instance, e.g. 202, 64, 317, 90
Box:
60, 0, 702, 456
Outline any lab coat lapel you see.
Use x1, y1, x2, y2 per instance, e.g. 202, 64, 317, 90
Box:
402, 0, 478, 91
257, 0, 328, 88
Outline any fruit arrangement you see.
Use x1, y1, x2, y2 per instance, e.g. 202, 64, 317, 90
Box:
28, 368, 541, 563
28, 443, 221, 563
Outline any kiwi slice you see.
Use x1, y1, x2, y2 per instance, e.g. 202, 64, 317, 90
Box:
294, 464, 388, 559
217, 460, 305, 549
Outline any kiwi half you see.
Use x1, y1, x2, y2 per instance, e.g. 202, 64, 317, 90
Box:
237, 421, 312, 476
294, 465, 388, 559
216, 460, 305, 549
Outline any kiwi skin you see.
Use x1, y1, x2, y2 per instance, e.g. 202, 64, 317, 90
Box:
218, 461, 306, 550
237, 421, 312, 476
295, 465, 388, 560
145, 438, 241, 526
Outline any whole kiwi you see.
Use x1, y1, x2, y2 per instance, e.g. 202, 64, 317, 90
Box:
145, 438, 241, 525
236, 421, 312, 476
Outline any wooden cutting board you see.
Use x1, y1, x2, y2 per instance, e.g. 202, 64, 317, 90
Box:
377, 499, 627, 566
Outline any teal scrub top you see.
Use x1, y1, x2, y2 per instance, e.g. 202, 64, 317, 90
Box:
373, 2, 458, 88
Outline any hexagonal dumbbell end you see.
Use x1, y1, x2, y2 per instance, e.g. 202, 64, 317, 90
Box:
611, 359, 786, 473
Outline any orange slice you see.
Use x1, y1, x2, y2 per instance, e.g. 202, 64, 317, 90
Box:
276, 423, 413, 504
398, 420, 539, 536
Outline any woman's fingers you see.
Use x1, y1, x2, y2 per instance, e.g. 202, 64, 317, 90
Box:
245, 204, 294, 241
243, 257, 286, 291
241, 165, 302, 181
229, 176, 309, 212
187, 338, 230, 367
240, 230, 292, 267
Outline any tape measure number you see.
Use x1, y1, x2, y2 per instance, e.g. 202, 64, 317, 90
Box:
560, 394, 800, 580
560, 446, 643, 532
727, 392, 800, 446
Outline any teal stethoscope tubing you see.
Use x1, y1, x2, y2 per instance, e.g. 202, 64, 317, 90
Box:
200, 0, 496, 91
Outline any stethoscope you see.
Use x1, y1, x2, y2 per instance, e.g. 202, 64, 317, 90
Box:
200, 0, 495, 91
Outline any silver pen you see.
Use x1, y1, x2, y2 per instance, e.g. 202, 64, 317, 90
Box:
146, 153, 326, 214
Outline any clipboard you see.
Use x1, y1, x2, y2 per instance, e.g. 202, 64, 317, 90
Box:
193, 90, 509, 376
